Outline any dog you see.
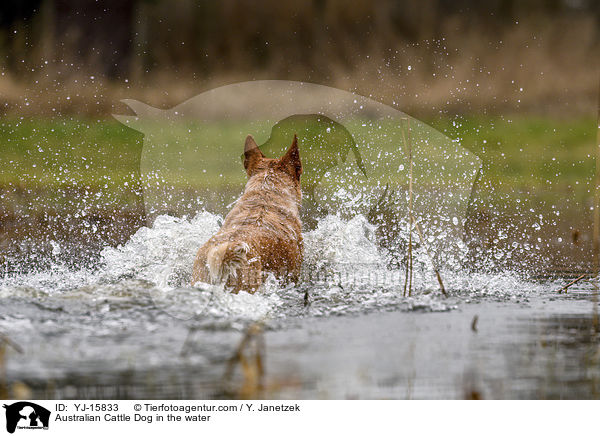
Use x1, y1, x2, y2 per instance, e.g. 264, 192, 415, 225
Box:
192, 134, 303, 293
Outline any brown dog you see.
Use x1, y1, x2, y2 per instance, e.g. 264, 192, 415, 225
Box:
192, 134, 303, 293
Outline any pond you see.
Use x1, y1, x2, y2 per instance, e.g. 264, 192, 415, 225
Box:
1, 212, 598, 400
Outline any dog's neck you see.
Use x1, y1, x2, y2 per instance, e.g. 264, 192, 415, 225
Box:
244, 169, 302, 209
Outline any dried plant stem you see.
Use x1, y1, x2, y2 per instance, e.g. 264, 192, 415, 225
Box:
402, 118, 414, 297
593, 73, 600, 330
594, 75, 600, 287
556, 273, 587, 294
0, 332, 22, 400
223, 321, 265, 394
0, 346, 6, 400
403, 240, 410, 297
408, 120, 414, 296
408, 231, 413, 296
399, 118, 447, 297
0, 332, 23, 354
410, 215, 447, 296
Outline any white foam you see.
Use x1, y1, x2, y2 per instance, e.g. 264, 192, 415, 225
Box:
0, 212, 558, 323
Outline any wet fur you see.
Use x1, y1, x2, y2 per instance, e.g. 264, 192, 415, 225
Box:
192, 134, 303, 293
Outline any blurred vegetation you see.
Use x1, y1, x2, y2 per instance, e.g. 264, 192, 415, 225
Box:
0, 0, 598, 117
1, 113, 595, 270
0, 114, 593, 199
0, 1, 598, 271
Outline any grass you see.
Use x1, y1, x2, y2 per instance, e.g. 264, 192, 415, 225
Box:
1, 117, 144, 215
0, 113, 596, 215
431, 115, 596, 196
1, 117, 142, 184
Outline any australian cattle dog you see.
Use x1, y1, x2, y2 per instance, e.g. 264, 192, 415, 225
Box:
192, 134, 303, 293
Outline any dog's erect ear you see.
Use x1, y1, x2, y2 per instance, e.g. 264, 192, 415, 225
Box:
243, 135, 265, 176
280, 134, 302, 179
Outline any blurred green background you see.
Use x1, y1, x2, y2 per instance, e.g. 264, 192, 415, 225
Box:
0, 0, 598, 272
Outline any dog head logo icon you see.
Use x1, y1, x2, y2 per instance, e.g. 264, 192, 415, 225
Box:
112, 80, 481, 315
113, 80, 481, 233
3, 402, 50, 434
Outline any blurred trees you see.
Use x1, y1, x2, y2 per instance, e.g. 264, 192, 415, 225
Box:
0, 0, 597, 116
0, 0, 597, 80
0, 0, 134, 78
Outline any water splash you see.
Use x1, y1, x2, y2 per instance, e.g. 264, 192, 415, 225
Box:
1, 211, 558, 326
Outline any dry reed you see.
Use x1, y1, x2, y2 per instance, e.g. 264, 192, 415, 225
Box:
401, 117, 446, 297
556, 273, 588, 294
402, 118, 414, 297
223, 322, 266, 398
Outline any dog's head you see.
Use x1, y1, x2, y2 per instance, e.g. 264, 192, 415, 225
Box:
243, 134, 302, 201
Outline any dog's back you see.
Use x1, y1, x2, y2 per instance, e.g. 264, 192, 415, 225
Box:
192, 134, 303, 293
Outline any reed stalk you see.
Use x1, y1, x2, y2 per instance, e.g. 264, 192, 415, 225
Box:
595, 74, 600, 279
0, 332, 23, 354
401, 118, 414, 297
400, 118, 447, 297
593, 73, 600, 330
556, 273, 587, 294
410, 215, 447, 296
0, 332, 23, 400
223, 321, 265, 397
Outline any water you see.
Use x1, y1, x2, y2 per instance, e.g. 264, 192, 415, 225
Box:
1, 212, 598, 399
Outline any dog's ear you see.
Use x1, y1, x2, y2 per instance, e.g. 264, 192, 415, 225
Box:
280, 134, 302, 179
243, 135, 265, 176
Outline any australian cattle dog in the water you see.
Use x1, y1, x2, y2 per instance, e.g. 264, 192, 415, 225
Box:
192, 134, 303, 293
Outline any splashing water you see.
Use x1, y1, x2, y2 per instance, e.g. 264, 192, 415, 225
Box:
0, 76, 570, 394
0, 211, 555, 325
0, 209, 573, 398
